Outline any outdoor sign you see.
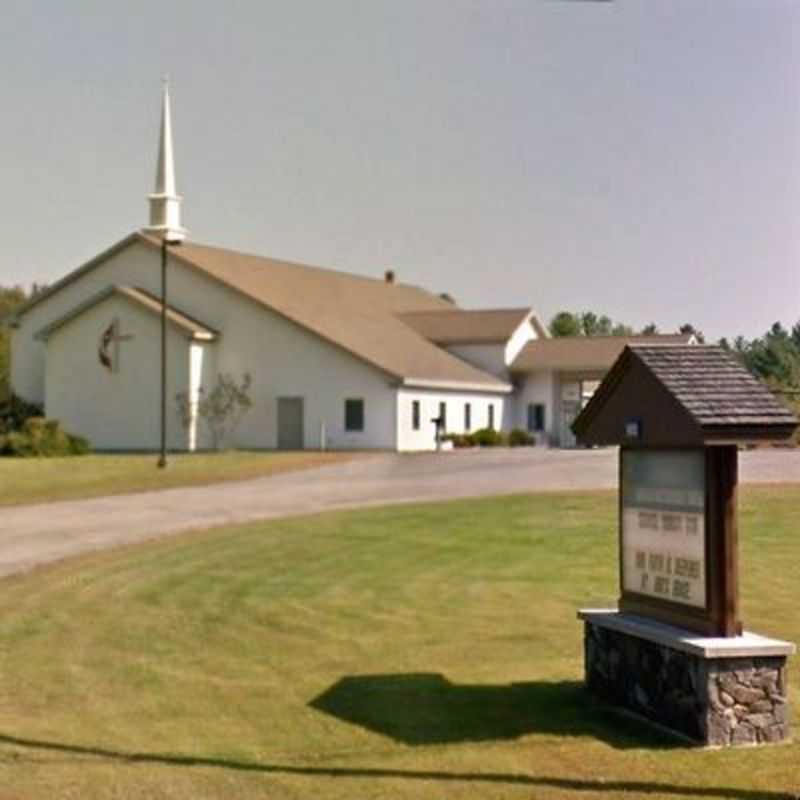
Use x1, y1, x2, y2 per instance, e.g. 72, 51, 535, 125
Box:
621, 450, 706, 610
574, 343, 798, 637
573, 345, 798, 747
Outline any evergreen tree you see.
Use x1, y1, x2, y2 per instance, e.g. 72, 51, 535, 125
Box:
0, 286, 28, 403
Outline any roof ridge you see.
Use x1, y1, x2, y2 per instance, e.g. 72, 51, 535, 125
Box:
152, 237, 509, 388
399, 307, 532, 316
140, 231, 449, 300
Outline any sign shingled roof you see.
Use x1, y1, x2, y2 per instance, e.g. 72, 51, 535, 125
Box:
632, 344, 796, 429
573, 344, 797, 446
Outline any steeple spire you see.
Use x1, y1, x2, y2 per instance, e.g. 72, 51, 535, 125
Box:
146, 79, 186, 242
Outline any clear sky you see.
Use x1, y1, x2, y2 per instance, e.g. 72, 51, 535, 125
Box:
1, 0, 798, 341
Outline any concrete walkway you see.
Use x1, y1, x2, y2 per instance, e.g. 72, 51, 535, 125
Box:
2, 448, 800, 578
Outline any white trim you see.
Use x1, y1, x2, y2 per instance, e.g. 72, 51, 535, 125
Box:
33, 285, 218, 342
401, 377, 513, 394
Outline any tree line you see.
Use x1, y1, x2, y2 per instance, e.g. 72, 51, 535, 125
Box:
0, 286, 29, 403
720, 323, 800, 397
548, 309, 800, 401
548, 310, 704, 342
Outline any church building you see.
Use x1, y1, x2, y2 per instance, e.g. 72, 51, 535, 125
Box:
7, 87, 690, 452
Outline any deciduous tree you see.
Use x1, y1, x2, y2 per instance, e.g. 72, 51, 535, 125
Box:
176, 372, 253, 450
0, 286, 29, 403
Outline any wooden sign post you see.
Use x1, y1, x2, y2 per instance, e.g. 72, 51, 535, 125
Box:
572, 344, 796, 746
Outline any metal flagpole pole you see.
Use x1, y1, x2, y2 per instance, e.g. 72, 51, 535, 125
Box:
148, 79, 184, 467
158, 237, 168, 468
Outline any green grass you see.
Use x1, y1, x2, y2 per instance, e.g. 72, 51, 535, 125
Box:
0, 487, 798, 798
0, 450, 357, 507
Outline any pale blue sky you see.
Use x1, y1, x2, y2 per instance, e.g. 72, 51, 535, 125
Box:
1, 0, 798, 340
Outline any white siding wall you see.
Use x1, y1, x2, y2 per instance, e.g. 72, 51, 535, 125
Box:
213, 304, 397, 451
504, 317, 538, 365
12, 242, 165, 405
515, 370, 556, 446
396, 387, 509, 451
45, 295, 191, 451
16, 240, 398, 451
444, 344, 507, 379
161, 265, 396, 450
444, 320, 536, 379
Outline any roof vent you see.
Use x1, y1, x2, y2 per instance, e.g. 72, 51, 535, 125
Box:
384, 270, 395, 284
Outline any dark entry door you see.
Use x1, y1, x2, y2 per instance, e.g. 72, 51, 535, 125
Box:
277, 397, 304, 450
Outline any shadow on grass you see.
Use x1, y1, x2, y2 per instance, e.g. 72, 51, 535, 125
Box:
0, 730, 795, 800
309, 673, 679, 750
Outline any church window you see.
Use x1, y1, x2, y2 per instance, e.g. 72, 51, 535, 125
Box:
345, 398, 364, 432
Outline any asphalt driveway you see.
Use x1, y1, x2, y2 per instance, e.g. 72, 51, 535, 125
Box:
1, 447, 800, 579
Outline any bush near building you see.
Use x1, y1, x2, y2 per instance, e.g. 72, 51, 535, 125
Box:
508, 428, 536, 447
443, 427, 535, 448
0, 417, 90, 457
0, 396, 90, 457
0, 393, 44, 435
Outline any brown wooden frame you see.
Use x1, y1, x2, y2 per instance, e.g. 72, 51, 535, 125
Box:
617, 445, 741, 637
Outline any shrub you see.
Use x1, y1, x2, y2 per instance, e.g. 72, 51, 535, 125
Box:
176, 372, 253, 450
441, 428, 533, 448
0, 393, 43, 435
442, 433, 474, 448
67, 434, 91, 455
508, 428, 535, 447
0, 417, 90, 457
470, 427, 506, 447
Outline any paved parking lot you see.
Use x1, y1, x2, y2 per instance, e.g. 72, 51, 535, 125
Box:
2, 447, 800, 578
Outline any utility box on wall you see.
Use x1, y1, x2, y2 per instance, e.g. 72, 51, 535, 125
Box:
572, 344, 797, 746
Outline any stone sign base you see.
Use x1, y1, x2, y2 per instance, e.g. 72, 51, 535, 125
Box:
578, 609, 795, 747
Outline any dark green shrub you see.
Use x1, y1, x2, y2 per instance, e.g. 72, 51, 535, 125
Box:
0, 417, 91, 457
0, 393, 43, 434
509, 428, 535, 447
68, 434, 90, 455
470, 427, 506, 447
0, 431, 33, 456
442, 433, 474, 448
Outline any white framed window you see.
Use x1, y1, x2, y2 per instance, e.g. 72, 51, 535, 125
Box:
412, 400, 421, 431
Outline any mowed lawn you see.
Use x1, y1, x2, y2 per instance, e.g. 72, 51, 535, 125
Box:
0, 488, 798, 799
0, 451, 357, 507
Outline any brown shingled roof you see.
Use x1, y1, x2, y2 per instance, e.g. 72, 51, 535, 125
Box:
398, 308, 537, 345
511, 334, 693, 372
631, 344, 797, 430
154, 235, 511, 391
573, 344, 798, 446
16, 231, 510, 391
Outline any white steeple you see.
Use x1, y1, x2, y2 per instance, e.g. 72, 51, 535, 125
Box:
146, 79, 186, 242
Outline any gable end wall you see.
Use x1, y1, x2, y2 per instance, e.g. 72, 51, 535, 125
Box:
14, 241, 399, 450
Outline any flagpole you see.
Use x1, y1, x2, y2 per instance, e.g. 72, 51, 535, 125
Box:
158, 237, 168, 468
147, 79, 185, 468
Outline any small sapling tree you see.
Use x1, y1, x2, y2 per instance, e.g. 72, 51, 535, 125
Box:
176, 372, 253, 450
